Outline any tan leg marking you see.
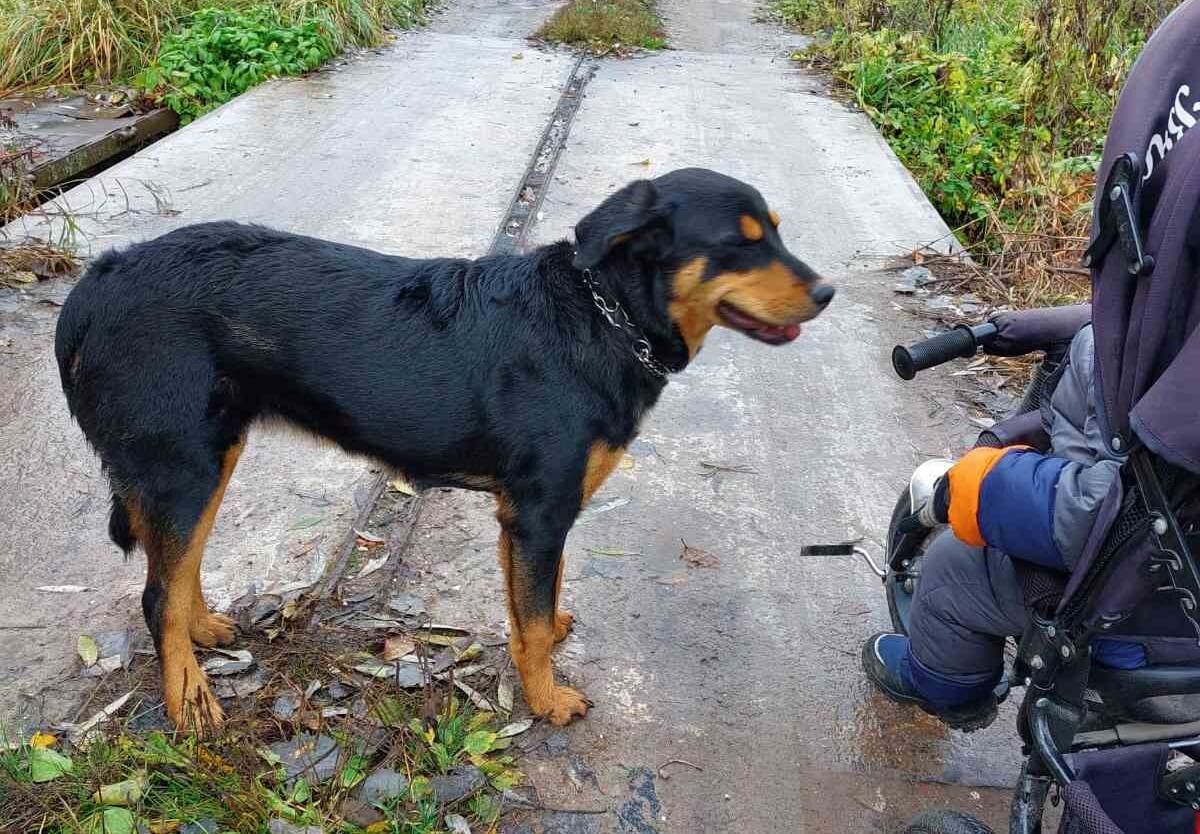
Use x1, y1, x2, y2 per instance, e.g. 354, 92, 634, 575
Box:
495, 494, 589, 725
188, 439, 243, 648
158, 438, 244, 735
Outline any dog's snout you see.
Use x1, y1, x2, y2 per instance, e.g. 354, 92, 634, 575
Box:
811, 284, 835, 307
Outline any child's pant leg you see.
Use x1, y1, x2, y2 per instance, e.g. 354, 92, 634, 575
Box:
907, 529, 1029, 682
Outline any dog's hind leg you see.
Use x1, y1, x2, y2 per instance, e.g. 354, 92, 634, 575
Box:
138, 438, 245, 735
187, 439, 244, 649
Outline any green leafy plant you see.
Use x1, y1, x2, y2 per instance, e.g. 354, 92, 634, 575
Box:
137, 6, 336, 122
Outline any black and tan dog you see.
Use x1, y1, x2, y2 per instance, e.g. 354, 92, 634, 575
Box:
55, 168, 833, 733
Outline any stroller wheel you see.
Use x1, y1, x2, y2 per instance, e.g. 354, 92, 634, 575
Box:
900, 810, 996, 834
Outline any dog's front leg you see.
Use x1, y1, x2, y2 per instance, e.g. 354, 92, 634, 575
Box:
495, 495, 589, 725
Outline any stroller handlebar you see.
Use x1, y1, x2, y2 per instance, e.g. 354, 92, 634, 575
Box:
892, 323, 998, 380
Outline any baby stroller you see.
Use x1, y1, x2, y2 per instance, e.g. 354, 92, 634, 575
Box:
884, 2, 1200, 831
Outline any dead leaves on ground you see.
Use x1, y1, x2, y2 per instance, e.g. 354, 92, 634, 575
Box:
680, 539, 719, 569
0, 244, 80, 289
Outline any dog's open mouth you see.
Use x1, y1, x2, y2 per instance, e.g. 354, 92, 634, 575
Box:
717, 301, 801, 345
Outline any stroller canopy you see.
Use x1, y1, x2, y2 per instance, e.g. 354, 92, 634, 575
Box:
1092, 0, 1200, 474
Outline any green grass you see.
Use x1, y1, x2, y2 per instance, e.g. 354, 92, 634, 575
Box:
0, 695, 519, 833
0, 0, 429, 99
538, 0, 666, 52
774, 0, 1171, 302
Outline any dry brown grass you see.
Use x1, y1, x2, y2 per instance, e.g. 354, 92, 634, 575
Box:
0, 242, 82, 287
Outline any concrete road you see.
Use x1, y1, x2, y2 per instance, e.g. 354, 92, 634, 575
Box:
0, 1, 1023, 830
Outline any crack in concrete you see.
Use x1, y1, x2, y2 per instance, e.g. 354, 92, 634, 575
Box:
490, 54, 598, 257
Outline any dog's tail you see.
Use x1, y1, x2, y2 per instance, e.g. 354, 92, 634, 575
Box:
108, 493, 138, 554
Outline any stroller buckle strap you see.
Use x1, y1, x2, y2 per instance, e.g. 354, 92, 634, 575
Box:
1084, 153, 1156, 278
1157, 763, 1200, 808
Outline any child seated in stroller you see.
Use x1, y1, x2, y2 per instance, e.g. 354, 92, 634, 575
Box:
862, 0, 1200, 733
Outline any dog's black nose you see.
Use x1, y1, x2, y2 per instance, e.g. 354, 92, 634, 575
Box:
811, 284, 835, 307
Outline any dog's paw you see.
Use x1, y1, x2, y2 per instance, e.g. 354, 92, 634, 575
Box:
554, 610, 575, 643
190, 611, 237, 648
165, 666, 225, 737
535, 685, 590, 726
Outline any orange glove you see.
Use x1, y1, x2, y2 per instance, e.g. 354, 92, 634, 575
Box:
945, 446, 1029, 547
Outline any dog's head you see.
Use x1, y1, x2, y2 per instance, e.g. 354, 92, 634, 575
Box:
573, 168, 833, 356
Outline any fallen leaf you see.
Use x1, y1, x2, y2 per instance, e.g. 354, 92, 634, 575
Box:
354, 528, 386, 545
445, 814, 472, 834
496, 719, 533, 738
512, 52, 524, 60
382, 635, 416, 661
86, 655, 123, 676
355, 554, 389, 578
454, 641, 483, 664
353, 658, 396, 679
632, 158, 651, 166
414, 625, 471, 646
455, 680, 496, 712
77, 635, 99, 667
654, 571, 688, 586
462, 730, 497, 756
388, 477, 416, 496
36, 585, 90, 593
83, 808, 135, 834
30, 747, 73, 782
497, 677, 514, 713
619, 455, 635, 470
92, 773, 146, 806
29, 732, 56, 749
146, 821, 182, 834
201, 648, 253, 676
680, 539, 719, 569
66, 690, 135, 744
340, 754, 369, 789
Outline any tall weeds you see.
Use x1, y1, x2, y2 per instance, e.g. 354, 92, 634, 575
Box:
779, 0, 1174, 303
0, 0, 425, 94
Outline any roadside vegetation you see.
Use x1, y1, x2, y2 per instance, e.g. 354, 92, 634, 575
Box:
775, 0, 1175, 305
538, 0, 666, 52
0, 0, 428, 219
0, 0, 428, 105
0, 606, 528, 834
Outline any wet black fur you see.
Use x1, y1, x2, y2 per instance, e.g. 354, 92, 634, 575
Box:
55, 168, 828, 634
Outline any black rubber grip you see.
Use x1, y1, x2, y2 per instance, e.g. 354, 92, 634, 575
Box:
801, 544, 857, 557
893, 324, 994, 380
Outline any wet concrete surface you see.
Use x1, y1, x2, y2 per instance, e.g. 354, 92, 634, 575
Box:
0, 36, 575, 726
430, 0, 566, 38
658, 0, 809, 53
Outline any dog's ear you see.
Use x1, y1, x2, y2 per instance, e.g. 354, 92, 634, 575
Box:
573, 180, 670, 269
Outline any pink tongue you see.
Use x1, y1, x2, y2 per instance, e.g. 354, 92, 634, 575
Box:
759, 323, 801, 342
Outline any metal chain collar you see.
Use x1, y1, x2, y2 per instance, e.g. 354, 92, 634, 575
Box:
579, 268, 672, 379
